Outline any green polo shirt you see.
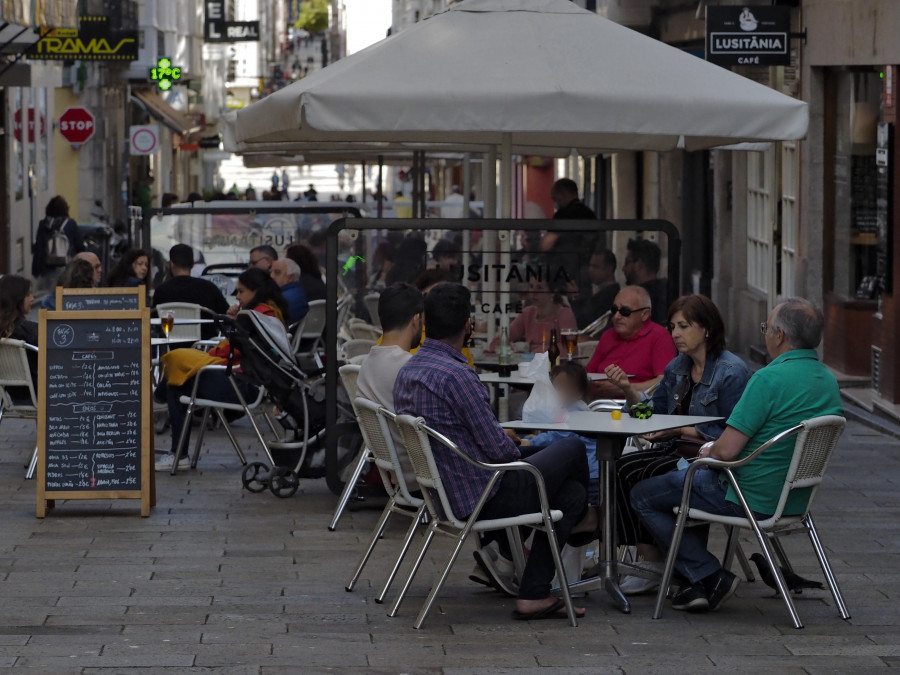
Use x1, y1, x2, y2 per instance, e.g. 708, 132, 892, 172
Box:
725, 349, 843, 516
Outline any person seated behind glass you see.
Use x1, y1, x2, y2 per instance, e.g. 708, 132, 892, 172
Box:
106, 248, 150, 288
155, 268, 289, 472
569, 248, 620, 329
270, 258, 309, 324
622, 238, 668, 326
40, 258, 95, 311
604, 294, 751, 595
0, 276, 38, 403
487, 278, 577, 354
521, 361, 600, 504
356, 283, 424, 487
586, 285, 676, 398
631, 298, 843, 613
394, 282, 596, 620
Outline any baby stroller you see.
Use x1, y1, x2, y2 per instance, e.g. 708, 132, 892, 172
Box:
217, 310, 359, 497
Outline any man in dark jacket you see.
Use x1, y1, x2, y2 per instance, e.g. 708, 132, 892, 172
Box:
152, 244, 229, 339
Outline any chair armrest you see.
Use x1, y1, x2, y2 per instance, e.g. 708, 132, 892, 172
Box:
23, 343, 39, 353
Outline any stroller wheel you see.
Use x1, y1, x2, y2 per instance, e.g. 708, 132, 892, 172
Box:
269, 466, 300, 498
241, 462, 270, 493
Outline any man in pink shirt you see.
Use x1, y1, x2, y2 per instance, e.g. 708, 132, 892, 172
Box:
586, 286, 676, 398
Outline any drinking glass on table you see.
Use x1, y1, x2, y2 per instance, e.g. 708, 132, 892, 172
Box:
161, 312, 174, 345
561, 329, 578, 360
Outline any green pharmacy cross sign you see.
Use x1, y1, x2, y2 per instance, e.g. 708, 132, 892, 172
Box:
149, 58, 181, 91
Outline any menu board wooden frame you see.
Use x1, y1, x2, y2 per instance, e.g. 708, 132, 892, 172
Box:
56, 286, 146, 312
36, 307, 154, 517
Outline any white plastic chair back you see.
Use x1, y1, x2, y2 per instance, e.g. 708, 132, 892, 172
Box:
341, 339, 375, 361
339, 364, 361, 402
395, 414, 466, 529
364, 293, 381, 328
156, 302, 203, 342
336, 295, 353, 334
0, 339, 38, 414
354, 398, 421, 508
292, 299, 327, 353
347, 322, 382, 341
578, 340, 599, 359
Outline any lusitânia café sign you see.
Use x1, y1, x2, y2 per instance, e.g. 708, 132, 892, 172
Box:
33, 17, 138, 61
706, 6, 791, 67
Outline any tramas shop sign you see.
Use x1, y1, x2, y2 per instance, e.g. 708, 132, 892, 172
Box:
706, 6, 791, 67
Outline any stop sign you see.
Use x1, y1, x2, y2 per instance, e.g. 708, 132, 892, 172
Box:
59, 107, 95, 144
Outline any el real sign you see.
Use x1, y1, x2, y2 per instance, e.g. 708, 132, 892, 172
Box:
205, 0, 260, 43
706, 6, 791, 67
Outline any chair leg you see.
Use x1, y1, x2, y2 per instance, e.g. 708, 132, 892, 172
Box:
376, 505, 426, 604
213, 408, 249, 466
804, 514, 851, 620
769, 535, 795, 575
229, 381, 271, 459
413, 529, 472, 629
346, 499, 396, 592
171, 400, 201, 475
328, 448, 372, 532
544, 520, 578, 627
734, 539, 757, 583
506, 527, 528, 582
187, 407, 212, 470
653, 505, 692, 620
25, 444, 38, 480
389, 529, 435, 618
745, 517, 803, 629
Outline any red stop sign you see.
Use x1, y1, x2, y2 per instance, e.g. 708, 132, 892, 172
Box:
13, 108, 45, 144
59, 107, 96, 144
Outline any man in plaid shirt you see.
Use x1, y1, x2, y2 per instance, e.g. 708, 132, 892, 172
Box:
394, 283, 593, 620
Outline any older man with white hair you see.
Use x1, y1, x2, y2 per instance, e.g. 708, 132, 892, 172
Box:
631, 298, 843, 613
586, 285, 676, 398
271, 257, 308, 324
75, 251, 103, 286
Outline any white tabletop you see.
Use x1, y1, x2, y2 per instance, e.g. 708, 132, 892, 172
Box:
150, 318, 215, 325
480, 372, 608, 385
151, 337, 199, 346
502, 411, 723, 438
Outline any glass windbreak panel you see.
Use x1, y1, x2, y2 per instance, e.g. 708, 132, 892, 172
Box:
334, 224, 673, 364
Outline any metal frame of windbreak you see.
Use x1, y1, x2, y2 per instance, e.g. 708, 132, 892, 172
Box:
140, 203, 364, 254
324, 218, 681, 492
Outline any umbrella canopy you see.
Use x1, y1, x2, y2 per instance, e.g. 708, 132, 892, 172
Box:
224, 0, 807, 154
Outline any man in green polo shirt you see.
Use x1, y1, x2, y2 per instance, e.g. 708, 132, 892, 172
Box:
631, 298, 842, 613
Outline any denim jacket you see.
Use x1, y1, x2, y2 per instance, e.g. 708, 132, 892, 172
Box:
638, 350, 751, 441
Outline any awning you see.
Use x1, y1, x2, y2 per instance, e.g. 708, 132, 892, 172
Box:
132, 90, 202, 136
0, 1, 77, 55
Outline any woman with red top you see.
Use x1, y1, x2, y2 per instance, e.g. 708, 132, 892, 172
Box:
488, 278, 577, 353
155, 268, 288, 472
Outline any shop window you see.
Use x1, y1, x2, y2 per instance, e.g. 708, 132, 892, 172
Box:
830, 68, 881, 299
746, 146, 776, 298
778, 140, 799, 298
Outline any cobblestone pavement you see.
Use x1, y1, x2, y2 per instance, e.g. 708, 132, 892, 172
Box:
0, 413, 897, 673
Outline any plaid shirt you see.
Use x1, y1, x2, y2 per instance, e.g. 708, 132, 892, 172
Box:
394, 338, 520, 517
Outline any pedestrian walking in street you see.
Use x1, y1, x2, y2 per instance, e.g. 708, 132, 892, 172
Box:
32, 195, 83, 288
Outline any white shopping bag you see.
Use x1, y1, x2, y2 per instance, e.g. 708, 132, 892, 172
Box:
521, 353, 568, 424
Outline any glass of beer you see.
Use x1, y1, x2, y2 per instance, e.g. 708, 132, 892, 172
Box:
162, 313, 174, 344
561, 329, 578, 360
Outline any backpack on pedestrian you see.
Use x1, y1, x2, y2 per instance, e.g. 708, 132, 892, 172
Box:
44, 217, 72, 267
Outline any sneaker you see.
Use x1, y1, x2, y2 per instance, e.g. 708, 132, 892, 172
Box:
671, 581, 710, 612
469, 562, 492, 587
154, 454, 191, 472
473, 541, 519, 597
704, 568, 741, 612
619, 560, 665, 595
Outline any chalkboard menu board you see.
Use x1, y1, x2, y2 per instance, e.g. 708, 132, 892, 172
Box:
57, 287, 145, 311
37, 309, 153, 517
852, 155, 879, 234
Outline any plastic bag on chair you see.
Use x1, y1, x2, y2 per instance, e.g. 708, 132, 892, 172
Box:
521, 353, 568, 424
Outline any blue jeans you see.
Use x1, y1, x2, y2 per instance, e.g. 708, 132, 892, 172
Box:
630, 468, 748, 584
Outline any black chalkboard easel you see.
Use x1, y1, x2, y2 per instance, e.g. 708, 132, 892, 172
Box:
36, 299, 153, 517
57, 286, 145, 311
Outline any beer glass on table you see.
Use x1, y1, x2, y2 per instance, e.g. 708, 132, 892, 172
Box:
162, 313, 174, 346
561, 329, 578, 361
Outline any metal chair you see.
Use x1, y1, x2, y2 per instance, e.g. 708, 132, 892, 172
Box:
155, 302, 204, 343
345, 399, 425, 604
169, 365, 269, 475
389, 414, 578, 628
292, 299, 327, 357
329, 364, 370, 531
0, 339, 39, 479
653, 415, 849, 629
341, 338, 376, 361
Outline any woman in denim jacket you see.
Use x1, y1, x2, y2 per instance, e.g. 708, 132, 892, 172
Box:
604, 294, 751, 595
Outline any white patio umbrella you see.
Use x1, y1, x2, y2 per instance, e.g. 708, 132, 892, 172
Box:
224, 0, 808, 217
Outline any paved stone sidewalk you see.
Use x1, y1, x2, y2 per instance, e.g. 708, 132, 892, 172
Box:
0, 414, 897, 673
